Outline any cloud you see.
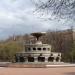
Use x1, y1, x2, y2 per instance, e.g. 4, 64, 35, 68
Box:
0, 0, 75, 40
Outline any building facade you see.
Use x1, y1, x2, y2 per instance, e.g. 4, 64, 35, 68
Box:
15, 32, 61, 63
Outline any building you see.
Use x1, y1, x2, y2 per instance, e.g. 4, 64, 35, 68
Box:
15, 32, 61, 63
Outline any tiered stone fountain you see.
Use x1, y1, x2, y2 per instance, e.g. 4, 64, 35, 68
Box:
15, 32, 61, 64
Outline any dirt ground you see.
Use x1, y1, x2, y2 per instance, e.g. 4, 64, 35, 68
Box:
0, 67, 75, 75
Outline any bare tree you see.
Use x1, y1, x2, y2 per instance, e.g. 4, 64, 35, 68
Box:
32, 0, 75, 20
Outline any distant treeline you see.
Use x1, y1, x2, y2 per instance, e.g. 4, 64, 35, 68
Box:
0, 28, 75, 62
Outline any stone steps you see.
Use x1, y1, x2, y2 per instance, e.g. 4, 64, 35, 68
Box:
0, 62, 75, 68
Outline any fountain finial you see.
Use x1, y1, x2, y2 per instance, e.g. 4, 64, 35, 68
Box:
31, 32, 46, 40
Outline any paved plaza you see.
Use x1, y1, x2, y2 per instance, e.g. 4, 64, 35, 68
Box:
0, 67, 75, 75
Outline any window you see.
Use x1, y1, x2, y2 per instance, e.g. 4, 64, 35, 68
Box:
28, 55, 34, 62
28, 48, 31, 51
19, 56, 25, 62
43, 48, 46, 51
33, 48, 36, 51
48, 57, 54, 62
37, 48, 41, 50
38, 56, 45, 62
56, 57, 59, 62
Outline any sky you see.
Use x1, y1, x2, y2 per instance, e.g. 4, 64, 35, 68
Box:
0, 0, 75, 40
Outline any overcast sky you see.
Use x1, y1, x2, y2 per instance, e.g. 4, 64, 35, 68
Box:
0, 0, 75, 40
